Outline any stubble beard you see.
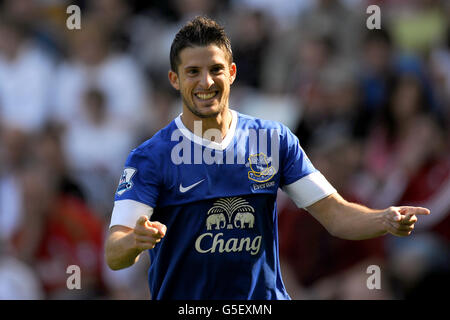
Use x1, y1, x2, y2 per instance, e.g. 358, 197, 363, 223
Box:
182, 95, 225, 119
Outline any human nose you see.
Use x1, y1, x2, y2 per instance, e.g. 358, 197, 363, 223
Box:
199, 71, 214, 89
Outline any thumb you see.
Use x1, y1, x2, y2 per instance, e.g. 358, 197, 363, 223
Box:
389, 208, 402, 222
136, 215, 149, 226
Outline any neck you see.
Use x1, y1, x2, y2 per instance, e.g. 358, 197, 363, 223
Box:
181, 107, 233, 142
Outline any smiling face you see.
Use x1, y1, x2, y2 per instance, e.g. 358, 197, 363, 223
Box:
168, 44, 236, 119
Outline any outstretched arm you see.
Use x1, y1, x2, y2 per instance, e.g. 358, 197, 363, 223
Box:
305, 193, 430, 240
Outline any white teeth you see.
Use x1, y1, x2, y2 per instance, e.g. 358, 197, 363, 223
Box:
196, 92, 216, 100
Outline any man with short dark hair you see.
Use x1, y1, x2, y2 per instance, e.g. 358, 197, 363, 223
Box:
105, 16, 430, 300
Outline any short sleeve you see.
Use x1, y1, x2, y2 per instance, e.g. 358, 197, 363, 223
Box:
279, 125, 317, 186
114, 148, 161, 207
109, 147, 161, 228
279, 125, 337, 208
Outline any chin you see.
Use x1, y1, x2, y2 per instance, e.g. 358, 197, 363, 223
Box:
195, 109, 221, 119
189, 103, 224, 119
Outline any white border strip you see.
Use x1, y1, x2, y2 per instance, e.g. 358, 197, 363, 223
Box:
282, 171, 337, 208
174, 110, 238, 151
109, 199, 154, 229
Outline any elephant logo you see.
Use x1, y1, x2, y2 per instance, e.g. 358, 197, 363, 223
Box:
234, 212, 255, 229
248, 153, 276, 183
206, 197, 256, 230
195, 197, 262, 256
206, 213, 226, 230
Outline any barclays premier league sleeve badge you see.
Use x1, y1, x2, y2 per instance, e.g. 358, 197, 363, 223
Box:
116, 167, 137, 196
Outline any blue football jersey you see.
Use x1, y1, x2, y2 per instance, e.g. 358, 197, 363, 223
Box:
110, 110, 335, 300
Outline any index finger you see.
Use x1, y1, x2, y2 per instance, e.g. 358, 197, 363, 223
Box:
148, 221, 167, 237
399, 206, 430, 218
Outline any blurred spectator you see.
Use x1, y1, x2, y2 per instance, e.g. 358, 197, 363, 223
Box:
31, 192, 106, 299
0, 174, 22, 245
430, 26, 450, 122
371, 114, 450, 241
128, 0, 227, 81
291, 34, 337, 138
170, 0, 220, 22
357, 27, 442, 137
12, 126, 106, 299
0, 128, 28, 250
295, 0, 363, 60
361, 68, 450, 297
261, 0, 363, 94
0, 0, 63, 57
86, 0, 133, 52
364, 73, 437, 186
0, 240, 44, 299
278, 133, 386, 299
0, 15, 54, 133
126, 12, 177, 82
228, 9, 273, 89
355, 28, 397, 138
52, 17, 151, 137
230, 0, 313, 31
232, 89, 300, 131
388, 0, 448, 56
62, 88, 136, 217
290, 35, 358, 149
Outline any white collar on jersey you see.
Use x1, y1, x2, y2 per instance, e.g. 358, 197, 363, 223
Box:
174, 109, 238, 151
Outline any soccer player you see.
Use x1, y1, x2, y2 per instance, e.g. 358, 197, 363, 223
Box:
105, 16, 430, 299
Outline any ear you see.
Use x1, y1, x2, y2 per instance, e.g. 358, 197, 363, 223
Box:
229, 63, 237, 84
168, 70, 180, 90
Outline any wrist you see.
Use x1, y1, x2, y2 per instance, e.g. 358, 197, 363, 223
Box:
376, 208, 391, 236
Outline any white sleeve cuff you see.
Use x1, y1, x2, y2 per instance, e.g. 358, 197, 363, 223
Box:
109, 200, 154, 229
282, 171, 337, 208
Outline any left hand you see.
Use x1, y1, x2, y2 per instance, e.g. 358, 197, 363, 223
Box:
384, 206, 430, 237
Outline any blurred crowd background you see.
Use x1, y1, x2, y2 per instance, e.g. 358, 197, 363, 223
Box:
0, 0, 449, 300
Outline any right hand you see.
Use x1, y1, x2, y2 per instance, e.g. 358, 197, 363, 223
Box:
133, 215, 167, 251
383, 206, 430, 237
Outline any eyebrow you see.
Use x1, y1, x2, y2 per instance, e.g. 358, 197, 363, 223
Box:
184, 63, 225, 70
210, 64, 225, 69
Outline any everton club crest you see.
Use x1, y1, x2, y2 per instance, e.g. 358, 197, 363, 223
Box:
247, 153, 276, 183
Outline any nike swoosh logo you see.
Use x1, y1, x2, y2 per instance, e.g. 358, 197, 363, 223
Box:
179, 179, 205, 193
